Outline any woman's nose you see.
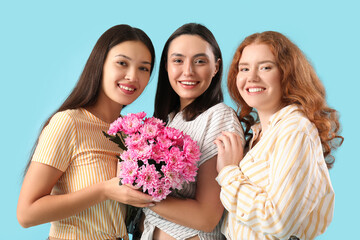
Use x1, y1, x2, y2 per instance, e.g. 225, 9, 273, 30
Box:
183, 60, 194, 76
125, 67, 139, 82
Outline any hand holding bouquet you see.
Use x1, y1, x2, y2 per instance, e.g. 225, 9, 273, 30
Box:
104, 112, 201, 201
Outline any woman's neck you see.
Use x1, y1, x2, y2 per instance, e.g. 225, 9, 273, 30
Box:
86, 102, 123, 124
257, 106, 282, 133
179, 99, 194, 112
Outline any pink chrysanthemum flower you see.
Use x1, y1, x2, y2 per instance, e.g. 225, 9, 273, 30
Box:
180, 163, 198, 183
108, 117, 123, 135
129, 141, 153, 160
120, 150, 136, 162
136, 164, 160, 192
119, 160, 138, 185
134, 112, 147, 119
121, 114, 143, 134
150, 180, 172, 201
150, 144, 166, 163
161, 164, 182, 189
144, 117, 166, 128
156, 133, 174, 150
183, 135, 201, 162
105, 112, 201, 201
139, 122, 160, 139
165, 146, 184, 165
163, 127, 184, 141
125, 133, 145, 148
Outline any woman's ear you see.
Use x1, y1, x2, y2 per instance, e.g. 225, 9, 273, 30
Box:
213, 58, 221, 77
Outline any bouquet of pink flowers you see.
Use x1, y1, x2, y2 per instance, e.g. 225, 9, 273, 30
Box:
104, 112, 201, 201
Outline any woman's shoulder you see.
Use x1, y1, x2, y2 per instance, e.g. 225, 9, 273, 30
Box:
200, 103, 241, 131
210, 102, 235, 111
203, 102, 236, 117
285, 108, 314, 128
59, 108, 83, 116
38, 110, 79, 148
48, 109, 84, 129
276, 107, 318, 140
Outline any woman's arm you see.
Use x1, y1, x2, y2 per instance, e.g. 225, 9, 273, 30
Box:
17, 161, 154, 228
216, 131, 329, 238
149, 155, 223, 232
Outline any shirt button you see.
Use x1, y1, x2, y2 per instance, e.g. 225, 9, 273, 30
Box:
241, 213, 244, 217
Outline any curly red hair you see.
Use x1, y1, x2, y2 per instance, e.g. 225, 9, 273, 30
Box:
228, 31, 343, 168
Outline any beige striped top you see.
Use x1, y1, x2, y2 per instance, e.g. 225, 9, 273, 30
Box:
216, 105, 334, 240
32, 108, 128, 240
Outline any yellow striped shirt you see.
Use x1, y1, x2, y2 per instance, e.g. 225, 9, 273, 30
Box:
216, 105, 334, 240
32, 108, 128, 240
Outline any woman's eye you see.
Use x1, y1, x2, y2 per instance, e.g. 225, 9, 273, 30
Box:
173, 59, 183, 63
117, 61, 127, 66
261, 66, 271, 70
139, 66, 150, 72
239, 67, 249, 72
194, 59, 207, 64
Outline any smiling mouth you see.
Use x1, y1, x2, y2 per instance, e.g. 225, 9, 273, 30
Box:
179, 81, 199, 86
118, 84, 136, 92
247, 87, 265, 93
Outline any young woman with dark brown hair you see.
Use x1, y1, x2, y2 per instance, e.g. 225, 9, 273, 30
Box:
17, 24, 156, 240
140, 23, 244, 240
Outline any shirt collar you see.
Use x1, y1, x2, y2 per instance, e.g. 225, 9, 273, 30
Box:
251, 104, 301, 134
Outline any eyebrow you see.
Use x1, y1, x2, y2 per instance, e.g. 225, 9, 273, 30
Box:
170, 53, 210, 58
115, 54, 151, 65
238, 60, 276, 65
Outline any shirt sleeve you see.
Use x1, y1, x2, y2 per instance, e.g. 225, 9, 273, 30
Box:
31, 111, 77, 172
216, 131, 329, 238
199, 104, 244, 165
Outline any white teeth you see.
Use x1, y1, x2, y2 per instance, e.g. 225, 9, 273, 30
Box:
119, 85, 135, 91
181, 81, 197, 86
248, 88, 264, 93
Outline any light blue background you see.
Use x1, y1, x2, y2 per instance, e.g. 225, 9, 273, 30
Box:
1, 0, 358, 239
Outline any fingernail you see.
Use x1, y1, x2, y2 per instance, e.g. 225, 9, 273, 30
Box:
149, 203, 155, 207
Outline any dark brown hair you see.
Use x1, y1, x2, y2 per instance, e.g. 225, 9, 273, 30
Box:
24, 24, 155, 175
153, 23, 223, 122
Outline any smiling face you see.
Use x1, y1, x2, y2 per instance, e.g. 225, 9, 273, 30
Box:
236, 43, 282, 117
100, 40, 152, 108
166, 34, 219, 110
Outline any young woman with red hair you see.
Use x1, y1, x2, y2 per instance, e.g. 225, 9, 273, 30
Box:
215, 31, 343, 240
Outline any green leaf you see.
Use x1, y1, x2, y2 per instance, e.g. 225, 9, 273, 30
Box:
102, 131, 127, 150
116, 155, 123, 162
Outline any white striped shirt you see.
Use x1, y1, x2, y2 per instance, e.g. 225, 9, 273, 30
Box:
142, 103, 244, 240
216, 104, 334, 240
32, 108, 128, 240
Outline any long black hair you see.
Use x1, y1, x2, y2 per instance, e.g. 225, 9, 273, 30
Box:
24, 24, 155, 175
153, 23, 223, 122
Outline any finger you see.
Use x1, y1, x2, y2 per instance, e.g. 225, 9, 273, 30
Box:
123, 185, 153, 203
214, 138, 224, 149
134, 202, 156, 208
222, 131, 243, 148
126, 184, 141, 190
124, 185, 153, 200
214, 139, 225, 155
132, 190, 153, 202
214, 134, 225, 143
218, 133, 232, 150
